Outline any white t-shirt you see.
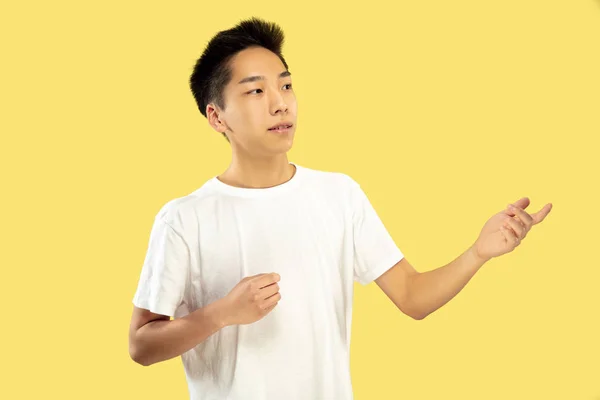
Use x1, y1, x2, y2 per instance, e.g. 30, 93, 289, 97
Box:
132, 162, 404, 400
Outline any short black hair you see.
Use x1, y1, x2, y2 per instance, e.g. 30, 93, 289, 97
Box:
189, 17, 289, 142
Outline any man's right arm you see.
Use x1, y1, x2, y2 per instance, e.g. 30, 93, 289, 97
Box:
129, 298, 230, 366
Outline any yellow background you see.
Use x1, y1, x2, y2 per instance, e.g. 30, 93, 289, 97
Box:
2, 1, 599, 399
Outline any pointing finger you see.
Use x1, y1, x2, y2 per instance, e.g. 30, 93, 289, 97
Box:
532, 203, 553, 225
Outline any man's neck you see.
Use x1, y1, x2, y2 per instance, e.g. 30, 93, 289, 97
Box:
217, 156, 296, 189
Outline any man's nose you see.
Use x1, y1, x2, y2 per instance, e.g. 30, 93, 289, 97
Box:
270, 91, 288, 114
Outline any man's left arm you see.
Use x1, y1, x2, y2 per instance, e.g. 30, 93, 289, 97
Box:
375, 198, 552, 320
375, 246, 486, 320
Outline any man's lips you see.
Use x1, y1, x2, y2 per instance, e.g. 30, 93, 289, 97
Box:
268, 123, 293, 130
269, 124, 293, 133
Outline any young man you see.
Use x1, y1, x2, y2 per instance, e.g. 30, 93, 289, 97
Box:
129, 17, 552, 400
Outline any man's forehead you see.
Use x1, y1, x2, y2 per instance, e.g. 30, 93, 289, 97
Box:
236, 70, 291, 85
230, 49, 289, 81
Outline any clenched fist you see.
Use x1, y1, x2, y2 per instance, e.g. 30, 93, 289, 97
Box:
221, 273, 282, 326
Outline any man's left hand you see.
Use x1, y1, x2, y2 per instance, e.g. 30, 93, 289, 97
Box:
473, 197, 553, 261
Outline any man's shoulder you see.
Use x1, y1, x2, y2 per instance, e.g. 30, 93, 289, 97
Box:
300, 164, 357, 189
153, 186, 216, 227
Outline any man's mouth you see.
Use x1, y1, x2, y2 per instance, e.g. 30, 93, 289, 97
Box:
268, 123, 293, 133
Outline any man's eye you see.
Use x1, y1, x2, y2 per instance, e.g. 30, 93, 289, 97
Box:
248, 89, 263, 94
283, 83, 292, 90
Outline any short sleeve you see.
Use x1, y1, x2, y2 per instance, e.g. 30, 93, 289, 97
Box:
349, 178, 404, 286
132, 216, 191, 317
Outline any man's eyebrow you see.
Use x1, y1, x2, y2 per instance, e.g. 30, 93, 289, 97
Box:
237, 70, 291, 84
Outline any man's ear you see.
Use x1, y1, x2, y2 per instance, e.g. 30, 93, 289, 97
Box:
206, 104, 228, 134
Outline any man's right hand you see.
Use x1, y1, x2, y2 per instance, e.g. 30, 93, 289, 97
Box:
221, 272, 281, 326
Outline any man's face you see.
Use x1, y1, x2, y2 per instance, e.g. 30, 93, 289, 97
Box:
208, 46, 298, 156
